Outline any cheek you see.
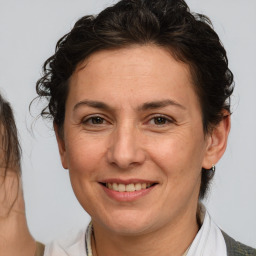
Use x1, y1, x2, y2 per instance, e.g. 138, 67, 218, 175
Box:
65, 134, 106, 178
64, 135, 106, 212
152, 140, 203, 207
146, 131, 205, 182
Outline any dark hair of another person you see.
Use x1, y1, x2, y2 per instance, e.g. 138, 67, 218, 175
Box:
0, 93, 21, 175
35, 0, 234, 199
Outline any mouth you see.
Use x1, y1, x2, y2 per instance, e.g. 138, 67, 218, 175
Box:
100, 182, 157, 192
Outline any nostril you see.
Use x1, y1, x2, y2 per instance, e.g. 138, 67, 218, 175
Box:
107, 152, 146, 170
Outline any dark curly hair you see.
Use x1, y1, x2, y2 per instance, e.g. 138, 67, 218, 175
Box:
0, 93, 21, 175
35, 0, 234, 198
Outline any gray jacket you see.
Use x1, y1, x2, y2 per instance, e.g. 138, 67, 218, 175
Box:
222, 231, 256, 256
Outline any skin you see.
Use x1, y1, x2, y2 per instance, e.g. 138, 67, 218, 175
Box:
56, 45, 230, 256
0, 126, 36, 256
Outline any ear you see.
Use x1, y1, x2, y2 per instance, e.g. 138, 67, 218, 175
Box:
202, 112, 231, 169
54, 123, 68, 169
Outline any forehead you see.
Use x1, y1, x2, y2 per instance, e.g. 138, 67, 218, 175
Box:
74, 45, 192, 80
68, 45, 198, 109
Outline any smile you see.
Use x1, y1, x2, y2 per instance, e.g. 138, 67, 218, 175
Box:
104, 182, 154, 192
99, 179, 158, 201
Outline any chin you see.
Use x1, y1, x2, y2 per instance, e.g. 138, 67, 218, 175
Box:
97, 210, 156, 236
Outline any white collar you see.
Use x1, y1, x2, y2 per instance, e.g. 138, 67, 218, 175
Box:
186, 204, 227, 256
86, 204, 227, 256
44, 205, 227, 256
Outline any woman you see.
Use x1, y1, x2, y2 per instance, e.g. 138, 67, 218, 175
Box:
35, 0, 256, 255
0, 93, 44, 256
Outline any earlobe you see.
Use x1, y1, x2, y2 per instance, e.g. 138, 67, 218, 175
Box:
54, 123, 68, 169
202, 113, 231, 169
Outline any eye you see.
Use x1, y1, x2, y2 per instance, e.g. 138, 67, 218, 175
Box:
90, 116, 104, 124
152, 116, 168, 125
82, 116, 107, 125
147, 115, 175, 126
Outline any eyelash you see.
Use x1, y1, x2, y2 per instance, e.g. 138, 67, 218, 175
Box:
82, 114, 175, 128
147, 115, 175, 126
82, 115, 108, 126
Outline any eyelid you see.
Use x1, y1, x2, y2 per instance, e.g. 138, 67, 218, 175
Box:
82, 114, 110, 125
81, 113, 176, 126
145, 114, 176, 125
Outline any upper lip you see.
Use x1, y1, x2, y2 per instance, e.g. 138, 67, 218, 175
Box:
99, 179, 158, 185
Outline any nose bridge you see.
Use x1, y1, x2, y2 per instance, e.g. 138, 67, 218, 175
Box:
107, 120, 145, 169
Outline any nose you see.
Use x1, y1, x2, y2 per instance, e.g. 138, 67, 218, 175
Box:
107, 124, 146, 169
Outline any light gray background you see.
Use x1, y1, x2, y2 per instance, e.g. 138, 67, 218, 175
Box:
0, 0, 255, 247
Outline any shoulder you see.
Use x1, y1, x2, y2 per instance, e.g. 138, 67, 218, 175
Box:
221, 231, 256, 256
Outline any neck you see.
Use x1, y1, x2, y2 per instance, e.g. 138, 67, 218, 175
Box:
92, 206, 199, 256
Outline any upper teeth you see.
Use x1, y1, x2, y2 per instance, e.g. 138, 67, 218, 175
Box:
106, 183, 152, 192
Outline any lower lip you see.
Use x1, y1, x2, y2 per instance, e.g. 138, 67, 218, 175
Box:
101, 184, 156, 202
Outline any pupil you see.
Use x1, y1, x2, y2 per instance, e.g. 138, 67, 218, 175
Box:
92, 117, 103, 124
155, 117, 165, 124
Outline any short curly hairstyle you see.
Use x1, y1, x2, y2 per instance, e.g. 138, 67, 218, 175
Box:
35, 0, 234, 198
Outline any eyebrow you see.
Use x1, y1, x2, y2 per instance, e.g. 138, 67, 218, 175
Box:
73, 100, 112, 111
138, 99, 186, 111
73, 99, 186, 112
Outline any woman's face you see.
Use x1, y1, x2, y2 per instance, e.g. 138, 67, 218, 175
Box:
57, 45, 213, 235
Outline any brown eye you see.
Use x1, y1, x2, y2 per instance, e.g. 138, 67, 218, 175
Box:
91, 116, 104, 124
153, 117, 168, 125
147, 115, 174, 127
83, 116, 106, 125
